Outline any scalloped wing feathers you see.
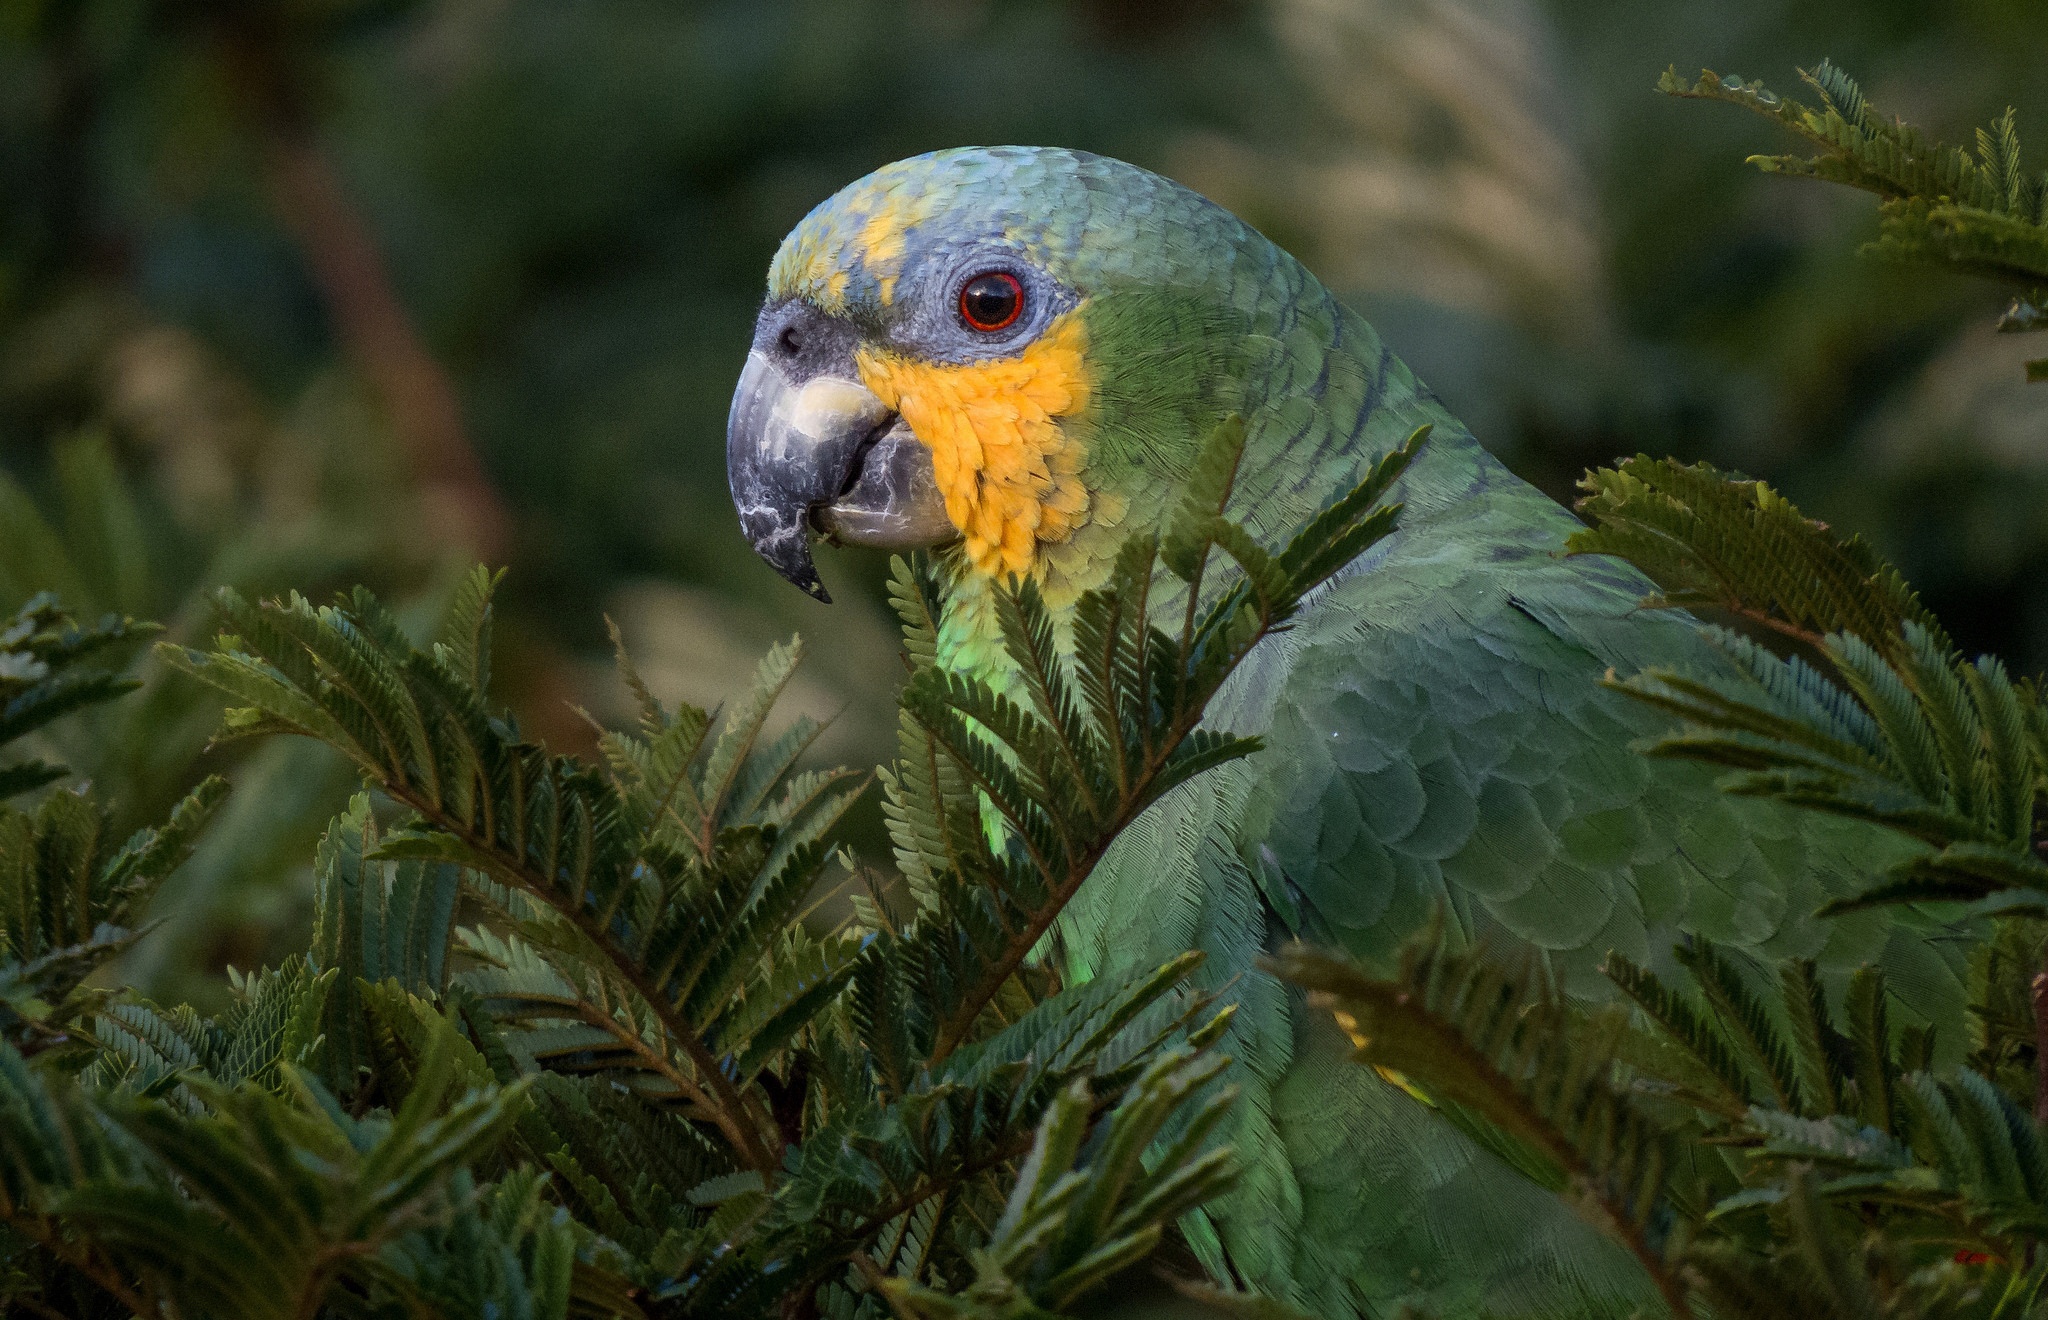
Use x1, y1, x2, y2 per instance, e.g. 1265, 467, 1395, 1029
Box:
1056, 301, 1968, 1316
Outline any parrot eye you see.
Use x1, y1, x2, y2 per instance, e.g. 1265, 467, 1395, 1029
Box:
958, 271, 1024, 332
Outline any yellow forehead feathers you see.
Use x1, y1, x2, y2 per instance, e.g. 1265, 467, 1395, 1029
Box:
769, 175, 943, 311
857, 205, 912, 305
857, 311, 1092, 579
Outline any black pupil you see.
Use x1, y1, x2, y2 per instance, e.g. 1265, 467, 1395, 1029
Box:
962, 274, 1020, 328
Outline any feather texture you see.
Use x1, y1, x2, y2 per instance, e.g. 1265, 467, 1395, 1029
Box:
825, 150, 1986, 1317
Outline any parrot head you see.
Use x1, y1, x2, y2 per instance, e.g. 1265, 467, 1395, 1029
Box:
727, 146, 1254, 604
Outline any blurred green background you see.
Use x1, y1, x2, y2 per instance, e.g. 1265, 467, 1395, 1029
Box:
3, 0, 2043, 1004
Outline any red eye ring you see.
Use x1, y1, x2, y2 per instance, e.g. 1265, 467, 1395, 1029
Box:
958, 271, 1024, 332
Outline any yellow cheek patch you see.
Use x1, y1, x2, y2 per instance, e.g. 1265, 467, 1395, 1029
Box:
857, 311, 1092, 579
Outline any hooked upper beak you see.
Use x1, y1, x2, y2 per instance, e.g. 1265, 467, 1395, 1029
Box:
726, 345, 955, 603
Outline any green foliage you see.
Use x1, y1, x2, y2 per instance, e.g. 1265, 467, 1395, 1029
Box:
0, 591, 156, 800
1663, 60, 2048, 381
1572, 454, 2048, 918
875, 1054, 1239, 1320
7, 10, 2048, 1315
1571, 455, 1944, 659
157, 565, 871, 1173
1278, 923, 2048, 1319
0, 592, 224, 1056
0, 428, 391, 1007
0, 415, 1418, 1316
0, 1017, 570, 1320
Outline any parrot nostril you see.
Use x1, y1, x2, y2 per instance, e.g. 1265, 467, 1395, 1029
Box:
778, 325, 803, 357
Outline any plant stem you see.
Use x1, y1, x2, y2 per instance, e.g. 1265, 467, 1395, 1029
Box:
2032, 968, 2048, 1126
388, 789, 787, 1175
6, 1211, 164, 1320
220, 19, 510, 561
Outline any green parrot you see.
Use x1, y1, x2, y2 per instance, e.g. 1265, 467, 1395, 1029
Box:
724, 146, 1965, 1317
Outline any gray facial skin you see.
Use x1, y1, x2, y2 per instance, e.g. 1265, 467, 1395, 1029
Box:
726, 302, 956, 603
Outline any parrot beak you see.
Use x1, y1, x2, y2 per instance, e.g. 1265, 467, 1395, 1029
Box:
726, 347, 955, 603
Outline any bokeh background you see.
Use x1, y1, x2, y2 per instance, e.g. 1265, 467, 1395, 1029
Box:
3, 0, 2043, 1004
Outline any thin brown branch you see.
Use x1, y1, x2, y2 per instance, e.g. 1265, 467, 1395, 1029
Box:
1625, 589, 1834, 657
836, 1078, 1137, 1295
219, 23, 509, 561
6, 1211, 165, 1320
294, 1240, 381, 1320
1710, 599, 1833, 655
543, 989, 733, 1130
263, 136, 510, 559
10, 1294, 76, 1320
848, 1126, 1045, 1251
2033, 968, 2048, 1126
923, 858, 1093, 1066
514, 872, 781, 1172
375, 784, 787, 1175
